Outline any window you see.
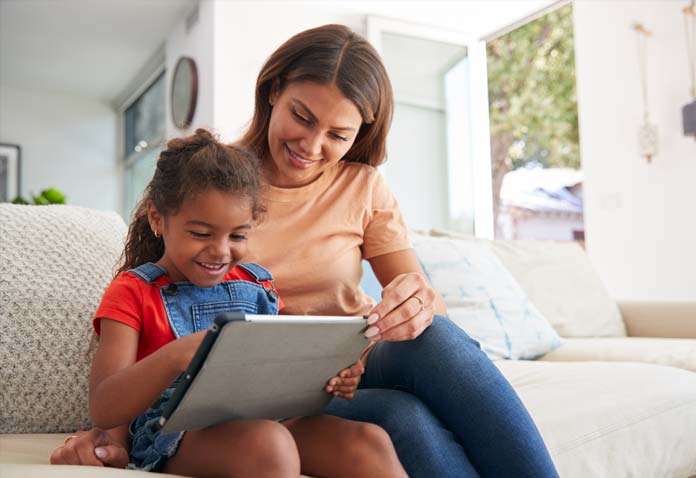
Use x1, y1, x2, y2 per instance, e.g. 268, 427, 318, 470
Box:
122, 71, 166, 217
486, 3, 582, 242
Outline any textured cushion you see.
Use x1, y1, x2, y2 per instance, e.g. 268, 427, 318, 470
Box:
488, 240, 626, 337
497, 360, 696, 478
411, 233, 561, 359
0, 205, 126, 433
540, 337, 696, 372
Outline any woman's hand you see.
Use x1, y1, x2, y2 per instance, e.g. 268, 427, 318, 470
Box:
365, 272, 439, 342
325, 360, 365, 400
49, 428, 129, 468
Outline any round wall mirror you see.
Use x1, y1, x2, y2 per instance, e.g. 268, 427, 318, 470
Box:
171, 57, 198, 129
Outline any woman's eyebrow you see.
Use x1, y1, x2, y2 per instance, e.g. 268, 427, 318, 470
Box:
291, 99, 357, 132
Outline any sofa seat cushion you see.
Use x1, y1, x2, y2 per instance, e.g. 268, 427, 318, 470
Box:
0, 434, 313, 477
0, 464, 184, 478
539, 337, 696, 372
497, 360, 696, 478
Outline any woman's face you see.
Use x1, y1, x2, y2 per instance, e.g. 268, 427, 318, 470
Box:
265, 81, 363, 188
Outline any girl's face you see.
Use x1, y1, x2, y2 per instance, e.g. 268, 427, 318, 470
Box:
265, 81, 364, 188
148, 189, 253, 287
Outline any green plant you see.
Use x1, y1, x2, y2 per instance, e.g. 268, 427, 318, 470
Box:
11, 187, 67, 205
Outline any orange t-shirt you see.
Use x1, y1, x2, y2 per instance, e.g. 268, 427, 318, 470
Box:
246, 162, 411, 316
93, 266, 279, 361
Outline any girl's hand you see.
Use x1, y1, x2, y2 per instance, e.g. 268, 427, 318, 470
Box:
49, 428, 129, 468
365, 272, 437, 342
325, 360, 365, 400
165, 330, 208, 372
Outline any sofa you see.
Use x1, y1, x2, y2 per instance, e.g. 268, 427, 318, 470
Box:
1, 203, 695, 478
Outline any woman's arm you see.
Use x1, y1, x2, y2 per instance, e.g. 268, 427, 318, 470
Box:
89, 319, 205, 429
50, 426, 130, 467
367, 249, 446, 342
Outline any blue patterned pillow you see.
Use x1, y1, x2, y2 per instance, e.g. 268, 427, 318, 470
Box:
412, 234, 561, 360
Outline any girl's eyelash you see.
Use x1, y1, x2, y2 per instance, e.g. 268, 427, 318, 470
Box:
189, 231, 210, 238
230, 234, 248, 241
332, 133, 349, 142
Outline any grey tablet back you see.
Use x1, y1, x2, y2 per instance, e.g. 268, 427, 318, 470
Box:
160, 314, 368, 432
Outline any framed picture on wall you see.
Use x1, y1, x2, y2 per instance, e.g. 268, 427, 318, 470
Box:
0, 143, 21, 203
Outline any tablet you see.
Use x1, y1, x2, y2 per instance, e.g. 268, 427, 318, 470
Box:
159, 312, 369, 433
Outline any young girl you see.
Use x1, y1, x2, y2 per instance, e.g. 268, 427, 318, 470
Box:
88, 128, 406, 477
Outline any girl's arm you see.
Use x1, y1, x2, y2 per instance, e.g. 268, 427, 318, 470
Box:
367, 248, 447, 342
89, 318, 205, 429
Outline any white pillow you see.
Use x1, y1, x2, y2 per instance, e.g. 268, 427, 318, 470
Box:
412, 233, 561, 360
487, 240, 626, 337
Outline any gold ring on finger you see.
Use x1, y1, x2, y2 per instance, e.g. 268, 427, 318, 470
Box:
412, 294, 425, 312
63, 435, 78, 445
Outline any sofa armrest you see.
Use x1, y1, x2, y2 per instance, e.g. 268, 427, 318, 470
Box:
618, 302, 696, 339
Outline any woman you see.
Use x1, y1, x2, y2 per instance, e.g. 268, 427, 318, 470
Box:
53, 24, 558, 478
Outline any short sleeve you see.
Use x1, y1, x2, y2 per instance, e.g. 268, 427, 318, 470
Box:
92, 273, 144, 335
362, 171, 412, 259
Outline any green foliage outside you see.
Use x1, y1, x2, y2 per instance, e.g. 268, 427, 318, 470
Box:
11, 187, 67, 205
486, 3, 580, 225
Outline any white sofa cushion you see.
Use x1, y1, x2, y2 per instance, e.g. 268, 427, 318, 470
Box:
497, 360, 696, 478
0, 205, 126, 433
412, 233, 561, 359
487, 240, 626, 338
539, 337, 696, 372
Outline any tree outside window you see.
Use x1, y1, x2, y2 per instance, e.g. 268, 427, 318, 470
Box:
487, 3, 582, 242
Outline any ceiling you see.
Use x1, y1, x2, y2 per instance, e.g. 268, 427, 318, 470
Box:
0, 0, 195, 103
0, 0, 554, 105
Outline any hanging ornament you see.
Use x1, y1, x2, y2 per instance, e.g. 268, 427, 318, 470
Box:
633, 23, 658, 162
682, 0, 696, 139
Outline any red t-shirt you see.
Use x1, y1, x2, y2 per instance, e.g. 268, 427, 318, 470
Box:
93, 266, 281, 361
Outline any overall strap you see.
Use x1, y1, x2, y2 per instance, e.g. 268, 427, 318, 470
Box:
237, 263, 274, 282
129, 262, 167, 284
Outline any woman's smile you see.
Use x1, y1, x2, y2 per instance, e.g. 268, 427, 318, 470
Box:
285, 143, 319, 170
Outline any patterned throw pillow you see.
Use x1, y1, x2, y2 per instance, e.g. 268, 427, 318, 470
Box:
0, 204, 126, 433
411, 233, 561, 360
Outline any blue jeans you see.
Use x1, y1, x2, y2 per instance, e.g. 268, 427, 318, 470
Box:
325, 315, 558, 478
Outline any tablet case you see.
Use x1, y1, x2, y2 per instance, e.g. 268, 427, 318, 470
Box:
159, 313, 368, 432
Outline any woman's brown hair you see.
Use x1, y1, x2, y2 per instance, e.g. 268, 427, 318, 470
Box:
118, 128, 264, 275
239, 24, 394, 167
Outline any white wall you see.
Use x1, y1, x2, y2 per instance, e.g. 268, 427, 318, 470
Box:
0, 84, 118, 211
164, 1, 216, 139
574, 1, 696, 301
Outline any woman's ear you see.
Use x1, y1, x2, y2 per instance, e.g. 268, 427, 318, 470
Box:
147, 201, 163, 237
269, 78, 281, 106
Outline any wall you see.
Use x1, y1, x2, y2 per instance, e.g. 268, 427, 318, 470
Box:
0, 84, 118, 211
574, 1, 696, 300
164, 0, 216, 139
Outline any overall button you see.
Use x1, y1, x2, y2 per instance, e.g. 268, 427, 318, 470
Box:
164, 284, 178, 296
265, 288, 278, 302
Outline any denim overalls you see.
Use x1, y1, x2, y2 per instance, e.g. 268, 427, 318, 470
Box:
126, 262, 280, 472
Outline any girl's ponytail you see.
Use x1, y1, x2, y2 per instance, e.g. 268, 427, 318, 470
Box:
117, 200, 164, 275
